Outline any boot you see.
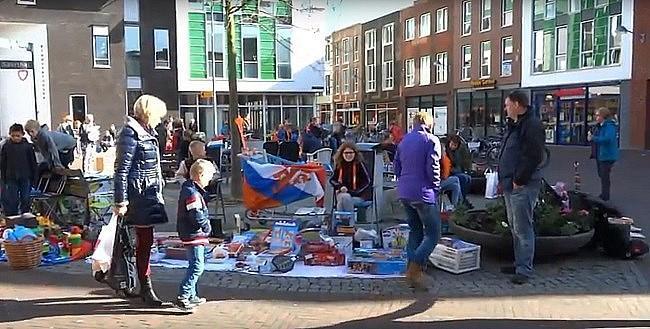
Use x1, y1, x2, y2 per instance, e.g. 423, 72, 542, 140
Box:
140, 277, 163, 307
405, 262, 422, 287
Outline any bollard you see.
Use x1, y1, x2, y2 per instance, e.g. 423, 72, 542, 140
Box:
573, 161, 581, 191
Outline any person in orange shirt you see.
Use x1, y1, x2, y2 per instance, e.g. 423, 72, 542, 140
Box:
439, 144, 461, 209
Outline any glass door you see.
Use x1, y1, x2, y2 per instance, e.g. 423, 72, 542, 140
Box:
557, 99, 586, 145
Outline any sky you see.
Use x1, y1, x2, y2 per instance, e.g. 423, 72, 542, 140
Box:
324, 0, 414, 33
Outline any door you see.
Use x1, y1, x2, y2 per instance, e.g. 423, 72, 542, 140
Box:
557, 99, 586, 145
69, 95, 87, 123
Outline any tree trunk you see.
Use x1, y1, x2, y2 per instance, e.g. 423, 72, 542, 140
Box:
225, 0, 243, 199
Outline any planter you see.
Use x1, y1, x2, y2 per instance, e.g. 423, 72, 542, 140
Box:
449, 215, 595, 257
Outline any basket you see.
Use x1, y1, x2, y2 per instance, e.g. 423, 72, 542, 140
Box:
429, 239, 480, 274
3, 237, 44, 270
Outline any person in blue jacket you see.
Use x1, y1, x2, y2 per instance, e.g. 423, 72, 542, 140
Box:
588, 107, 620, 202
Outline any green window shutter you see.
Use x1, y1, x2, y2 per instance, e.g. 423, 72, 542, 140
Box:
259, 17, 276, 80
567, 13, 581, 69
593, 8, 609, 66
242, 0, 257, 14
212, 1, 223, 13
582, 0, 594, 10
234, 16, 242, 79
557, 0, 569, 16
276, 0, 291, 18
189, 13, 207, 79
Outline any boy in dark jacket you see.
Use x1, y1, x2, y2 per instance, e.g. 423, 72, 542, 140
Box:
173, 159, 217, 311
1, 124, 38, 215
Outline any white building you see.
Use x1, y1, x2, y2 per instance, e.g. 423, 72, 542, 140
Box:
175, 0, 326, 139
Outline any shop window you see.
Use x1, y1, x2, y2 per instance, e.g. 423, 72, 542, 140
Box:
588, 85, 620, 139
456, 92, 472, 131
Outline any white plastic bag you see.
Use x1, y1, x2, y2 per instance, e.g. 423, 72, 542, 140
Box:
484, 169, 499, 199
91, 214, 118, 275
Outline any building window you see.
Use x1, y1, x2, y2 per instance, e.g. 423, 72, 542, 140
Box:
462, 1, 471, 36
16, 0, 36, 5
501, 36, 513, 76
276, 27, 291, 79
481, 0, 491, 32
569, 0, 580, 12
405, 18, 415, 41
556, 26, 567, 71
420, 13, 431, 37
353, 36, 360, 62
343, 68, 350, 94
480, 40, 491, 78
125, 25, 140, 78
581, 20, 594, 68
608, 14, 622, 65
342, 38, 350, 63
334, 71, 340, 95
420, 55, 431, 85
595, 0, 607, 7
124, 0, 139, 22
208, 25, 224, 78
154, 29, 170, 69
353, 67, 359, 93
461, 45, 471, 81
334, 42, 340, 65
436, 7, 448, 33
365, 29, 376, 92
92, 26, 110, 68
325, 74, 331, 95
502, 0, 513, 27
533, 30, 544, 72
382, 23, 394, 91
435, 52, 447, 83
545, 0, 556, 20
543, 31, 553, 71
242, 25, 259, 78
405, 59, 415, 87
325, 43, 331, 62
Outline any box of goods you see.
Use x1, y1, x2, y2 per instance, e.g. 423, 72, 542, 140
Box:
270, 221, 300, 255
428, 237, 481, 274
330, 235, 353, 258
382, 224, 410, 251
347, 249, 407, 275
304, 249, 345, 266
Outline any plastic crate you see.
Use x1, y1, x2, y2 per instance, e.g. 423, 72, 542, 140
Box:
429, 239, 480, 274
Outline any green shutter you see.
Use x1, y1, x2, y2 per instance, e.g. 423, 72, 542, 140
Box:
259, 17, 276, 80
242, 0, 257, 14
567, 13, 581, 69
212, 1, 223, 13
189, 13, 207, 79
593, 7, 609, 66
276, 0, 291, 18
234, 16, 242, 79
557, 0, 569, 15
582, 0, 594, 10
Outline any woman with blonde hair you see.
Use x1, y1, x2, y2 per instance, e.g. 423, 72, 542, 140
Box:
114, 94, 169, 306
588, 107, 619, 201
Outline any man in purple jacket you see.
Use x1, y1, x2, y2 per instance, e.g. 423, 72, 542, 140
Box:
393, 112, 442, 289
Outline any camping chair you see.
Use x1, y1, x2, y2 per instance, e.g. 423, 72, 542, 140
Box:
304, 148, 333, 173
206, 177, 227, 238
278, 141, 300, 162
31, 172, 67, 223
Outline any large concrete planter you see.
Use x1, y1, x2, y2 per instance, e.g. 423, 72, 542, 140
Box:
449, 212, 595, 257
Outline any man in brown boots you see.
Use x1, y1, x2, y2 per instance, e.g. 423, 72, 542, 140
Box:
393, 112, 442, 289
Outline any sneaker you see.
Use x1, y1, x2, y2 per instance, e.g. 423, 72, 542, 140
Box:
511, 274, 530, 285
500, 266, 516, 274
189, 296, 207, 305
172, 298, 196, 312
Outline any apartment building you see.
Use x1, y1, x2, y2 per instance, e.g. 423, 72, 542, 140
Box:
331, 24, 363, 126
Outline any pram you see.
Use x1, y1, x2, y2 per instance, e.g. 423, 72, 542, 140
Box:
239, 153, 329, 229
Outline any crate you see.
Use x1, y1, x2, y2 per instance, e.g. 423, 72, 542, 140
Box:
428, 239, 480, 274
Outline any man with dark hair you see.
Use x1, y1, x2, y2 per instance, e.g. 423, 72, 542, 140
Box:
498, 90, 545, 284
1, 123, 38, 215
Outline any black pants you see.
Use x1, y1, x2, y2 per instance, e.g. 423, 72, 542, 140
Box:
597, 160, 615, 201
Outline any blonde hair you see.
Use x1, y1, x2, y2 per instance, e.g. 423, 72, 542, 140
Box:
24, 119, 40, 132
597, 107, 612, 119
412, 112, 433, 127
189, 140, 206, 156
133, 95, 167, 125
190, 159, 216, 179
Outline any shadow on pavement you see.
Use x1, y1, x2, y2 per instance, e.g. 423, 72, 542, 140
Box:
0, 296, 186, 323
308, 318, 650, 329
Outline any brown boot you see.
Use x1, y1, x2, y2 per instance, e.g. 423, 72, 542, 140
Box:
405, 262, 423, 288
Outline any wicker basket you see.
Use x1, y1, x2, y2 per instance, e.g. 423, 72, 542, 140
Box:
3, 237, 44, 270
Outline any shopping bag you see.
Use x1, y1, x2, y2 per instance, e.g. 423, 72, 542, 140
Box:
91, 214, 118, 275
484, 169, 499, 199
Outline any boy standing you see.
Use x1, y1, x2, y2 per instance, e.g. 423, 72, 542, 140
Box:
173, 159, 217, 311
1, 124, 38, 215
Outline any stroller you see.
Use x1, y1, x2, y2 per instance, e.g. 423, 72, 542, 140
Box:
93, 217, 138, 297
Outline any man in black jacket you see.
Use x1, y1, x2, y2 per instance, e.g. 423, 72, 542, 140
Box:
1, 124, 38, 215
498, 90, 545, 285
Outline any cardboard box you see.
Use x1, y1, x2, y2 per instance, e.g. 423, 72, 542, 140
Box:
347, 248, 407, 275
382, 224, 410, 251
331, 235, 353, 258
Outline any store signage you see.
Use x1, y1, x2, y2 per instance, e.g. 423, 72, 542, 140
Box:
200, 91, 213, 98
471, 79, 497, 88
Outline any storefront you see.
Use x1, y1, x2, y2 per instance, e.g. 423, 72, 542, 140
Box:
455, 86, 518, 138
334, 101, 361, 127
406, 95, 448, 135
531, 84, 621, 146
365, 102, 399, 131
178, 93, 316, 140
318, 104, 333, 125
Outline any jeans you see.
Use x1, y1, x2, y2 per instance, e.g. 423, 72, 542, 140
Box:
452, 172, 472, 199
401, 200, 441, 266
3, 178, 32, 215
440, 176, 461, 206
504, 180, 541, 277
178, 244, 206, 300
597, 160, 614, 201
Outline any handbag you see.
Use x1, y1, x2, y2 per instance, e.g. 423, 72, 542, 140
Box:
484, 168, 499, 199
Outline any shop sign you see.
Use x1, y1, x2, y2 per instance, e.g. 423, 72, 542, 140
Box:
470, 79, 497, 88
200, 91, 213, 99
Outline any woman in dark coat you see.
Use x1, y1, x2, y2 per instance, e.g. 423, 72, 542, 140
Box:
114, 95, 169, 307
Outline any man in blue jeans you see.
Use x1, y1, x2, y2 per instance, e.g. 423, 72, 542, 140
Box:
498, 91, 545, 284
394, 112, 441, 289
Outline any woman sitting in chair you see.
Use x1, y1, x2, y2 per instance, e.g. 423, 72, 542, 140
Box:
330, 142, 371, 213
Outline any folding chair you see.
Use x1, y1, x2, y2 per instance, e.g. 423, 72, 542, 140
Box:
207, 177, 227, 238
31, 173, 67, 222
305, 148, 333, 172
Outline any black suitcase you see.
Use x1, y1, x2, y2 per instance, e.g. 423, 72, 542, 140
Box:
94, 218, 138, 296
